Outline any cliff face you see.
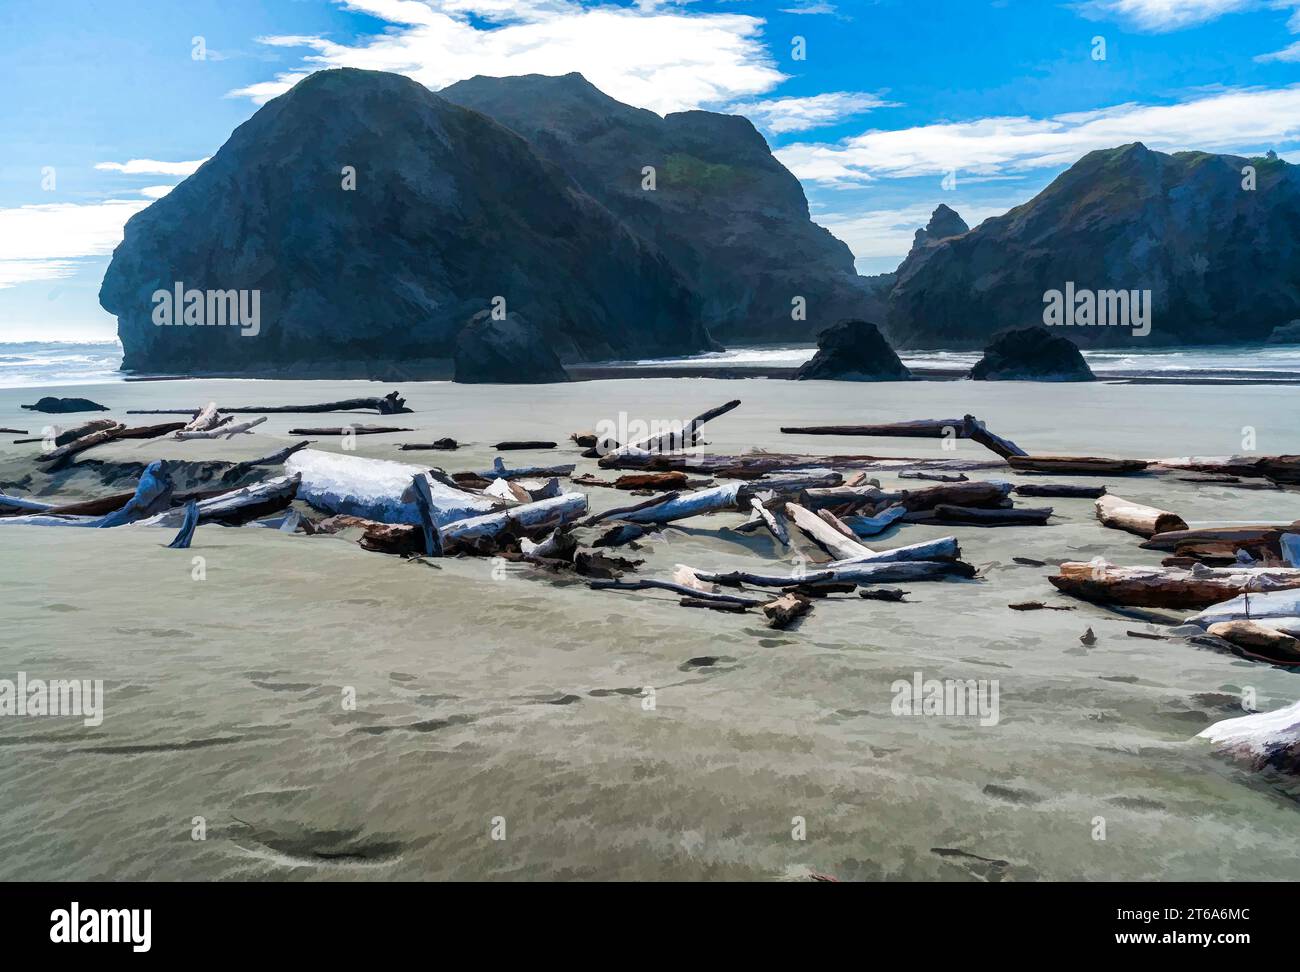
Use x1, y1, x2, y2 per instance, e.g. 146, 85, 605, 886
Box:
441, 73, 881, 343
886, 144, 1300, 348
101, 69, 710, 376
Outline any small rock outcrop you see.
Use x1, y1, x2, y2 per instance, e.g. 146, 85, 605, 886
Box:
453, 311, 570, 384
968, 326, 1095, 381
794, 320, 912, 381
22, 396, 110, 413
909, 204, 969, 253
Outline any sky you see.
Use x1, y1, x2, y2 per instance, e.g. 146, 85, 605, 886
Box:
2, 0, 1299, 342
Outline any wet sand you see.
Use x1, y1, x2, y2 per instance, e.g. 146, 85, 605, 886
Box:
1, 376, 1299, 880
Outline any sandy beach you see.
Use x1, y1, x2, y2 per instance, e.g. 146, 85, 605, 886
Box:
2, 375, 1299, 881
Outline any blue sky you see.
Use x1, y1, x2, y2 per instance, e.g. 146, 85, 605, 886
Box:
2, 0, 1299, 341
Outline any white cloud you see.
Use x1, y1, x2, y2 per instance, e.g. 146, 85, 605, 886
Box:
229, 0, 785, 115
780, 1, 838, 13
95, 158, 208, 176
779, 86, 1300, 185
1257, 38, 1300, 60
0, 200, 149, 289
1076, 0, 1258, 32
729, 91, 895, 134
138, 186, 176, 199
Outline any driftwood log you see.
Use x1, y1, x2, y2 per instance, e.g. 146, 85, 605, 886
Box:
1009, 456, 1148, 475
1206, 621, 1300, 664
176, 416, 267, 440
288, 425, 413, 436
962, 415, 1028, 460
601, 399, 741, 459
1141, 523, 1300, 552
1015, 483, 1106, 499
1094, 494, 1187, 538
917, 504, 1053, 526
785, 502, 874, 560
1196, 699, 1300, 774
128, 391, 412, 415
1049, 561, 1300, 609
763, 593, 812, 629
440, 494, 589, 552
13, 418, 117, 445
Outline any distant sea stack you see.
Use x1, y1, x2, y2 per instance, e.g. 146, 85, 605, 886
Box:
794, 320, 912, 381
886, 144, 1300, 348
441, 73, 882, 343
968, 326, 1095, 381
101, 69, 711, 378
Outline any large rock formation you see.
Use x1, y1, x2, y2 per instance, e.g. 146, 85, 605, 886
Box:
794, 319, 912, 381
100, 69, 711, 377
887, 144, 1300, 348
968, 326, 1095, 381
453, 311, 569, 384
441, 73, 881, 343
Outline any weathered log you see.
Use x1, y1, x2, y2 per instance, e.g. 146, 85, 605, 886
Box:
785, 502, 875, 560
962, 415, 1028, 459
493, 440, 557, 451
136, 474, 301, 527
1142, 523, 1300, 552
14, 418, 118, 446
898, 480, 1014, 512
747, 497, 790, 545
820, 559, 974, 584
165, 501, 200, 549
99, 460, 175, 527
597, 450, 1005, 477
286, 449, 495, 526
1206, 621, 1300, 664
613, 472, 689, 491
898, 470, 968, 483
859, 589, 909, 602
408, 474, 443, 557
1196, 699, 1300, 774
399, 438, 458, 451
782, 582, 858, 598
0, 461, 175, 527
1015, 483, 1106, 499
219, 440, 314, 483
600, 399, 741, 459
176, 416, 268, 440
763, 593, 813, 629
34, 422, 126, 464
825, 536, 962, 566
1095, 494, 1187, 538
440, 493, 589, 552
589, 578, 764, 606
592, 523, 646, 548
1283, 534, 1300, 568
0, 492, 53, 514
695, 568, 837, 588
1049, 561, 1300, 609
1187, 590, 1300, 627
581, 491, 680, 526
799, 485, 886, 512
485, 478, 533, 503
0, 428, 27, 435
618, 483, 743, 525
182, 402, 222, 433
818, 509, 860, 541
475, 457, 576, 480
113, 421, 189, 440
1156, 455, 1300, 485
129, 391, 412, 416
679, 597, 750, 613
780, 419, 967, 438
520, 528, 577, 562
305, 515, 422, 555
288, 424, 413, 436
1008, 601, 1075, 612
842, 505, 907, 538
921, 504, 1054, 527
1009, 456, 1148, 475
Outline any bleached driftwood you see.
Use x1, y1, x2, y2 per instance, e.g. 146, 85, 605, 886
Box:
165, 501, 200, 549
0, 460, 174, 528
135, 474, 301, 527
1095, 494, 1187, 538
13, 418, 117, 446
181, 402, 222, 433
286, 449, 495, 526
1049, 561, 1300, 609
1205, 621, 1300, 663
748, 497, 789, 545
439, 493, 588, 551
582, 492, 681, 527
597, 450, 1006, 477
485, 478, 532, 503
842, 505, 907, 538
1197, 699, 1300, 773
175, 416, 267, 440
588, 578, 765, 607
475, 457, 576, 480
1186, 589, 1300, 627
0, 492, 53, 514
618, 483, 743, 525
824, 536, 961, 566
34, 422, 125, 464
601, 399, 740, 459
785, 502, 874, 560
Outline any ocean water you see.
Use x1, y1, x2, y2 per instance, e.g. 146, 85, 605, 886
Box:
1, 376, 1299, 880
6, 340, 1300, 389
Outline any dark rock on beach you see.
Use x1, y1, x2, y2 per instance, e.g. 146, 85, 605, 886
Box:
453, 311, 570, 384
101, 69, 710, 377
794, 319, 912, 381
968, 326, 1095, 381
22, 396, 110, 413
